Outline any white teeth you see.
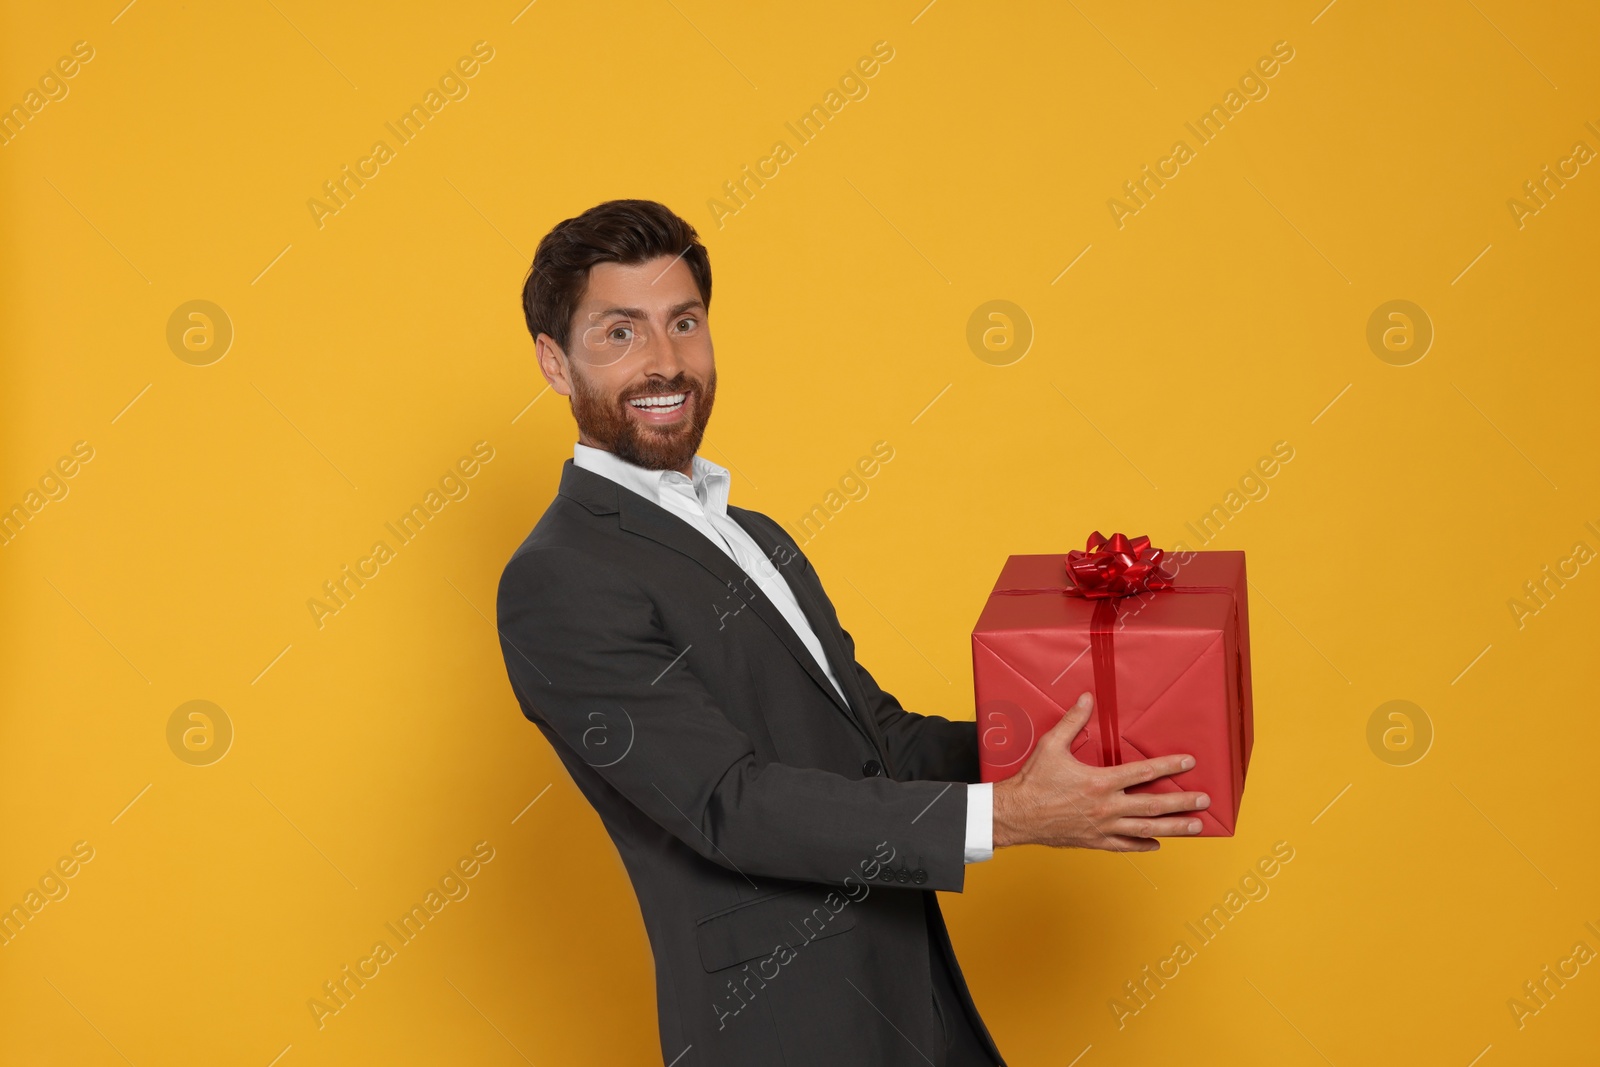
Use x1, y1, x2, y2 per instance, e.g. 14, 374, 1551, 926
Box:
629, 392, 687, 410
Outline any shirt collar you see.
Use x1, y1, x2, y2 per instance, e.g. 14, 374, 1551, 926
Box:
573, 442, 731, 515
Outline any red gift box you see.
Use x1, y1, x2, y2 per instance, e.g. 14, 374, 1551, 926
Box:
971, 534, 1254, 836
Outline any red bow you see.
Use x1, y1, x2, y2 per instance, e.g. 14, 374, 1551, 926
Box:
1063, 531, 1173, 599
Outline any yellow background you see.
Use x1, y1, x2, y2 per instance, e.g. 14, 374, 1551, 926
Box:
3, 0, 1597, 1063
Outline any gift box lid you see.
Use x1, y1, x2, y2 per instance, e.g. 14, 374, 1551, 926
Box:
975, 551, 1247, 636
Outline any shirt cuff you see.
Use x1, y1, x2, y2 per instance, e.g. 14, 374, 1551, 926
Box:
963, 782, 994, 864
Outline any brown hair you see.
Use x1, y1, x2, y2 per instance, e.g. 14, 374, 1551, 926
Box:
521, 199, 712, 352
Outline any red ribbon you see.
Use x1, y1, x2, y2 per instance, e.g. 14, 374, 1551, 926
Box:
1065, 531, 1173, 599
1088, 599, 1121, 766
1067, 532, 1167, 765
995, 532, 1225, 768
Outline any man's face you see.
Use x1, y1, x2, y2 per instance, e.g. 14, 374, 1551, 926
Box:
538, 255, 716, 474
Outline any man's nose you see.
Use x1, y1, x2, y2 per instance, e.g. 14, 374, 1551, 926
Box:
640, 323, 686, 378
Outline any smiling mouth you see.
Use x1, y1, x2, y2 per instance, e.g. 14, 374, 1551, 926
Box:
627, 391, 688, 416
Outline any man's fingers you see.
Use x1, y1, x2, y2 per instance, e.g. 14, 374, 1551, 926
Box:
1112, 815, 1206, 839
1044, 692, 1094, 745
1108, 752, 1195, 790
1099, 834, 1160, 852
1115, 790, 1211, 818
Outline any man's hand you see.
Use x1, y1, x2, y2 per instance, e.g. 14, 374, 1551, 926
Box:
991, 692, 1210, 852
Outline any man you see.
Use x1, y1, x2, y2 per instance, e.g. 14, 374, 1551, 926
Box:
496, 200, 1211, 1066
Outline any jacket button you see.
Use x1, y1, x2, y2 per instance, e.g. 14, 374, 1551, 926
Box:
862, 759, 882, 777
912, 868, 928, 884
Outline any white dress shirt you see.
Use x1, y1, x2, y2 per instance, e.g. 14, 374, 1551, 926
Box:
572, 443, 993, 864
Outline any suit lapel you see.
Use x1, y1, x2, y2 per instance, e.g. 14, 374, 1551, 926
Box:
727, 509, 888, 756
560, 462, 873, 743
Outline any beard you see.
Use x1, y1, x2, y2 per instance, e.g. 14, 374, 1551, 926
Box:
568, 364, 717, 472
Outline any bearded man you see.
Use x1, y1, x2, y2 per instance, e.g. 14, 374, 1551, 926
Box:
495, 199, 1209, 1066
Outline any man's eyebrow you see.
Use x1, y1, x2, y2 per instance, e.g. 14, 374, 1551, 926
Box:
591, 299, 706, 320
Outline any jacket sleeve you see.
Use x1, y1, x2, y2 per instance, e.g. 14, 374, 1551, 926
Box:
496, 545, 970, 892
841, 624, 981, 785
775, 520, 980, 785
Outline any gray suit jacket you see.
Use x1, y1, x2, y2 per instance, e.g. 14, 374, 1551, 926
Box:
496, 460, 1006, 1066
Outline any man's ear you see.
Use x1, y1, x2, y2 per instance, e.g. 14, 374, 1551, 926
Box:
535, 333, 574, 397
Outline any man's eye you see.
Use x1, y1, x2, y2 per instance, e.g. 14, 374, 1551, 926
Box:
610, 326, 633, 342
675, 318, 696, 332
